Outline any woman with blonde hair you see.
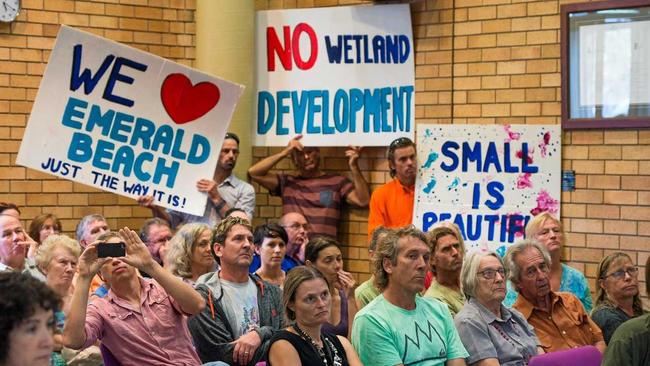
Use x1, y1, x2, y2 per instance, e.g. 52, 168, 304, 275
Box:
165, 223, 216, 284
35, 234, 81, 366
592, 252, 644, 343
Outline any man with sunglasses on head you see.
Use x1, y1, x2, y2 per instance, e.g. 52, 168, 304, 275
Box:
503, 239, 606, 354
138, 132, 255, 229
248, 134, 369, 238
367, 136, 417, 239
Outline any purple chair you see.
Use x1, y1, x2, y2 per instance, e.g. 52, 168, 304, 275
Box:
99, 343, 122, 366
529, 345, 602, 366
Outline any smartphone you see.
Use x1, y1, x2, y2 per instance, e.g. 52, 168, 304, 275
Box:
97, 242, 126, 258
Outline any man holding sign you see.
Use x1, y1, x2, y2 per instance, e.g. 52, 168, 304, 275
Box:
248, 135, 369, 238
138, 132, 255, 229
17, 26, 245, 221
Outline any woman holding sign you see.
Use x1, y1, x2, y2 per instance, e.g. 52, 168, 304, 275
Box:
503, 212, 593, 312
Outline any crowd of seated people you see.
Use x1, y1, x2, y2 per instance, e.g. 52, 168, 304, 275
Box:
3, 205, 650, 365
1, 134, 649, 366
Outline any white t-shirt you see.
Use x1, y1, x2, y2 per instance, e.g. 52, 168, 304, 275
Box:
220, 277, 260, 337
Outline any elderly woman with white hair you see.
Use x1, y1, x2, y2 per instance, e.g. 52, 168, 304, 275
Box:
35, 234, 81, 366
455, 250, 543, 366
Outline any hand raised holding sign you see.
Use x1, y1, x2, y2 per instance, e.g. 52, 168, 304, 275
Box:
282, 134, 304, 157
345, 145, 362, 170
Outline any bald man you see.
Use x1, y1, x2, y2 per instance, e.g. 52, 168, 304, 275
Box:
248, 212, 309, 273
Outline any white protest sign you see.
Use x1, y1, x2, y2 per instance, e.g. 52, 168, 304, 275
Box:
17, 26, 244, 216
413, 124, 562, 254
255, 4, 415, 146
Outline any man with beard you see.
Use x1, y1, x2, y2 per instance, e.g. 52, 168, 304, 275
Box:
367, 137, 417, 238
139, 132, 255, 229
351, 226, 468, 366
248, 134, 369, 238
424, 225, 466, 317
504, 239, 606, 354
188, 217, 284, 366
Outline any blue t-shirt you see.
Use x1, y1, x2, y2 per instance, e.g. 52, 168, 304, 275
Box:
352, 295, 468, 366
248, 254, 301, 273
504, 263, 593, 312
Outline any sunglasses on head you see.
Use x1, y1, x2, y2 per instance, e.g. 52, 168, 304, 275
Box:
389, 137, 414, 151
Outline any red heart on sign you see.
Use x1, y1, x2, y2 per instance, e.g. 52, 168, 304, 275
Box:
160, 73, 220, 124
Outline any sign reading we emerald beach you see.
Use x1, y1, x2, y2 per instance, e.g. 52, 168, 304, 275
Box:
17, 26, 244, 216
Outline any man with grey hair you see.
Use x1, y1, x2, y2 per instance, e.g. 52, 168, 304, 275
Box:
504, 239, 606, 354
76, 214, 109, 249
351, 226, 468, 366
75, 214, 109, 293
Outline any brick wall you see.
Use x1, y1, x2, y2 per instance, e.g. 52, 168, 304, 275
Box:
0, 0, 196, 233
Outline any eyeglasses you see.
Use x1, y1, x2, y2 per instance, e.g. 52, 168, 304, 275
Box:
602, 266, 638, 280
283, 223, 311, 231
523, 262, 550, 279
477, 268, 505, 280
389, 137, 414, 151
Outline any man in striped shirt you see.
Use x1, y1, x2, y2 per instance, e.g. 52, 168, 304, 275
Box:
249, 134, 369, 238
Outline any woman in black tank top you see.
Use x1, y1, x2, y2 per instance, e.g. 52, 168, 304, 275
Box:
268, 266, 363, 366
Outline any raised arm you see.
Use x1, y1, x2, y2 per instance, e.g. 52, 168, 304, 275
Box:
118, 227, 205, 315
344, 146, 370, 207
137, 195, 172, 223
248, 135, 304, 191
63, 242, 108, 349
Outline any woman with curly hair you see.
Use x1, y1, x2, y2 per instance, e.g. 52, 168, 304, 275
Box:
166, 223, 216, 284
0, 271, 60, 366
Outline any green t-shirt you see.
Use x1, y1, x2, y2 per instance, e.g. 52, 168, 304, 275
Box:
354, 277, 380, 309
352, 294, 468, 366
423, 281, 465, 317
602, 313, 650, 366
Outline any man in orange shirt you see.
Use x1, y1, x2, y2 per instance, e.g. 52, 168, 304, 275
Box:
367, 137, 417, 238
504, 239, 606, 354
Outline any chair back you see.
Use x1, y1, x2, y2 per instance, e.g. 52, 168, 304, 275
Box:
529, 345, 602, 366
99, 343, 122, 366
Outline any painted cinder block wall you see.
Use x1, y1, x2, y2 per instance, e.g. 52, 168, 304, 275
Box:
1, 0, 648, 303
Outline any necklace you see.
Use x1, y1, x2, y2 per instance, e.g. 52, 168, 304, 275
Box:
293, 323, 342, 366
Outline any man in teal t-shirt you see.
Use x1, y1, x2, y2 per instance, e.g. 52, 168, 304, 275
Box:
351, 226, 468, 366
